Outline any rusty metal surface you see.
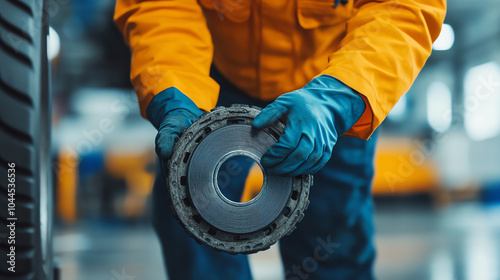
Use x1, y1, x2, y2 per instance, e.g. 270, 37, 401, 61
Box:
167, 105, 312, 254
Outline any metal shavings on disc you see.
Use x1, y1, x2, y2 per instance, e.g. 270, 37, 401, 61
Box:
167, 105, 312, 254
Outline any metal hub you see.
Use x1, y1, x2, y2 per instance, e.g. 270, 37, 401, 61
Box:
167, 105, 312, 254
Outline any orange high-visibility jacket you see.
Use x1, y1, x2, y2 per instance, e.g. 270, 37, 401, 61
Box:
114, 0, 446, 139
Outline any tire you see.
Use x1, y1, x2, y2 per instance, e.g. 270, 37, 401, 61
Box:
0, 0, 53, 279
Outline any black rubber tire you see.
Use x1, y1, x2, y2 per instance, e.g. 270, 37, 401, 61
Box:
0, 0, 53, 279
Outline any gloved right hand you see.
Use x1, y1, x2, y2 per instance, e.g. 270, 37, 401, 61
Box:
146, 88, 204, 161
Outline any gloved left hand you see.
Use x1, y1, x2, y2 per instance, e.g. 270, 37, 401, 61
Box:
146, 88, 204, 162
252, 75, 366, 176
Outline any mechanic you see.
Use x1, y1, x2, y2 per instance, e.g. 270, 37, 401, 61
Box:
114, 0, 446, 279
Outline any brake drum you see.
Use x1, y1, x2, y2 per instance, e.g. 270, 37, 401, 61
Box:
167, 105, 312, 254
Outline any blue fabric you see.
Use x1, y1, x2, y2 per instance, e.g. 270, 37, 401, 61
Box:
151, 67, 378, 280
152, 162, 253, 280
253, 75, 366, 176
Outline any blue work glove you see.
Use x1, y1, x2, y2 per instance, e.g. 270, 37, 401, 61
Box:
146, 88, 203, 161
252, 75, 365, 176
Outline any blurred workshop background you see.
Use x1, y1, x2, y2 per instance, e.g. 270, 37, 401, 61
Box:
43, 0, 500, 279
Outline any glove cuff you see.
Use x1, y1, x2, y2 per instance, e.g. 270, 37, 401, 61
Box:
305, 75, 366, 135
146, 87, 203, 130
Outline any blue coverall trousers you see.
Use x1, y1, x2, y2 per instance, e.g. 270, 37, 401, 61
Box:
152, 67, 379, 280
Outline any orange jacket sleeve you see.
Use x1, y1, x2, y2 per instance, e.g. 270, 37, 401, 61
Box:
114, 0, 219, 118
320, 0, 447, 139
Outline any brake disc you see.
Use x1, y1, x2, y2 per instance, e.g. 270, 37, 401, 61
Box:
167, 105, 312, 254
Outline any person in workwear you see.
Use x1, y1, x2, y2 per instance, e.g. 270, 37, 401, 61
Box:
115, 0, 446, 279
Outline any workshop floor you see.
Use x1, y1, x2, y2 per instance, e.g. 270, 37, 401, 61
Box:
55, 201, 500, 280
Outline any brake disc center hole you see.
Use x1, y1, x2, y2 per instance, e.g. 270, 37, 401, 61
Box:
215, 153, 265, 204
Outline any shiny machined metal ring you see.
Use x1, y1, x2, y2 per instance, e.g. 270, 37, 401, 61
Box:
167, 105, 312, 254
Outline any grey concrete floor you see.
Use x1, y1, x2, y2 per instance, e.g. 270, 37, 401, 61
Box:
54, 202, 500, 280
